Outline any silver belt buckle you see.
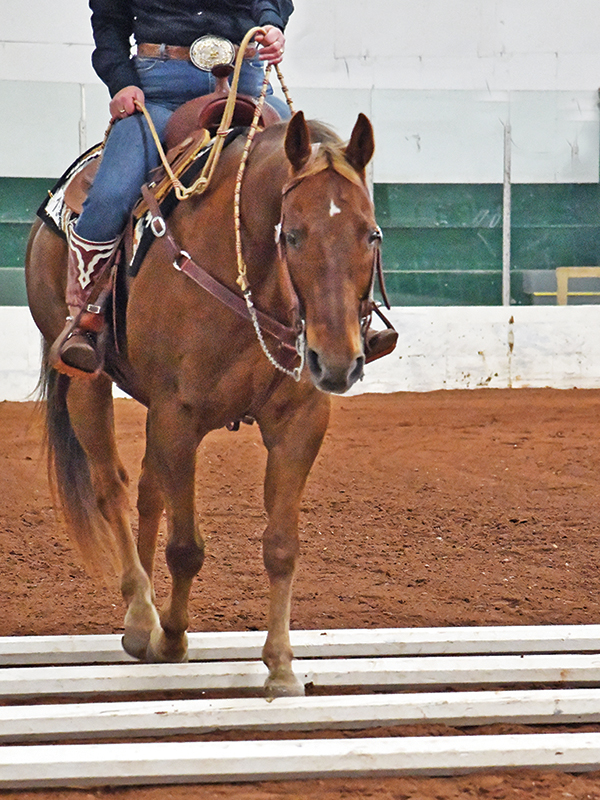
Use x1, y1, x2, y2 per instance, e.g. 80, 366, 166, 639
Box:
189, 35, 236, 71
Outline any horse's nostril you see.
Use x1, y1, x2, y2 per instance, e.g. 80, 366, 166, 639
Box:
307, 349, 365, 394
307, 349, 322, 378
349, 355, 365, 385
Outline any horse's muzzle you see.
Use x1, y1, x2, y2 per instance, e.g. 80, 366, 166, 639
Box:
307, 348, 365, 394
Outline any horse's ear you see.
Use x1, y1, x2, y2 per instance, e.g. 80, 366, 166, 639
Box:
345, 113, 375, 175
285, 111, 312, 173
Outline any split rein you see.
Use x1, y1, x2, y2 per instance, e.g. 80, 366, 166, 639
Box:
136, 27, 305, 381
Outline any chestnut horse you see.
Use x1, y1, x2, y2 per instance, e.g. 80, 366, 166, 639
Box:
25, 110, 381, 697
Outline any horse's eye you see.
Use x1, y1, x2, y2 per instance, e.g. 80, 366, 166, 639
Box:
368, 227, 383, 245
283, 230, 300, 248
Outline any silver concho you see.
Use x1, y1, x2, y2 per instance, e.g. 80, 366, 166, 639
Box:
189, 35, 236, 71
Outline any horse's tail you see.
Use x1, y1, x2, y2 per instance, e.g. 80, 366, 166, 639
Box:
41, 344, 118, 581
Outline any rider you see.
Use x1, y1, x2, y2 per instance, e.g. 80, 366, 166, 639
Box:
51, 0, 293, 376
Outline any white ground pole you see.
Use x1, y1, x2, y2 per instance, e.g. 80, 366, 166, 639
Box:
2, 626, 600, 786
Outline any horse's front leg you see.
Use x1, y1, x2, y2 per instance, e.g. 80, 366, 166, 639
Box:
143, 402, 205, 663
259, 390, 331, 697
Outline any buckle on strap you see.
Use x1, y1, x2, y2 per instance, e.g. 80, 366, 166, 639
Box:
173, 250, 192, 272
150, 214, 166, 238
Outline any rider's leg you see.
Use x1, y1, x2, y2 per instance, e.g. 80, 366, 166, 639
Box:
75, 104, 173, 243
49, 226, 119, 375
51, 104, 173, 376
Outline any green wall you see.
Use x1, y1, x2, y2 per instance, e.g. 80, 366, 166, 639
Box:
0, 178, 54, 305
375, 183, 600, 306
2, 178, 600, 306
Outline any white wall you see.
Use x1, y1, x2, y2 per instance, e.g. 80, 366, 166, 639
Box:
5, 306, 600, 402
2, 1, 600, 182
5, 0, 600, 90
347, 306, 600, 394
285, 0, 600, 92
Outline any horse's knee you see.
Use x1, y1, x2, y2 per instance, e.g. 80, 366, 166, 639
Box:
165, 537, 205, 579
263, 531, 299, 579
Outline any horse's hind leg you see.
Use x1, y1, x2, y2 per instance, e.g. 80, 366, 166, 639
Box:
142, 402, 205, 663
66, 376, 159, 657
259, 390, 331, 697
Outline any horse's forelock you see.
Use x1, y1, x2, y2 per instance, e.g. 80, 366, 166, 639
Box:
283, 123, 367, 195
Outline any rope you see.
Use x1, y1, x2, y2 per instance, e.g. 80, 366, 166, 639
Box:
231, 65, 305, 381
233, 64, 271, 294
274, 64, 295, 114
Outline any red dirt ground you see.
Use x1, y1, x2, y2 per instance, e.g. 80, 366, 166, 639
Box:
3, 388, 600, 799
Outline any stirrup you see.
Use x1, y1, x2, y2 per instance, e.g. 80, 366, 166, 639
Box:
365, 327, 399, 364
49, 313, 104, 379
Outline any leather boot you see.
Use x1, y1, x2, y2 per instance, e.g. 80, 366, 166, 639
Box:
49, 227, 117, 377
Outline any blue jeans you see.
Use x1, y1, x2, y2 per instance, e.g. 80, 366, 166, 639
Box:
75, 57, 289, 242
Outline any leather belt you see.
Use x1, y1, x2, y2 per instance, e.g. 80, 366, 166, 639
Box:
137, 37, 258, 70
138, 43, 194, 61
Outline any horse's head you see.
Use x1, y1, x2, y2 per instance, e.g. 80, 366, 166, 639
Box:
280, 112, 380, 394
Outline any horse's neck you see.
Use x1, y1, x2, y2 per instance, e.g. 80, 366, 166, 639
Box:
238, 129, 287, 259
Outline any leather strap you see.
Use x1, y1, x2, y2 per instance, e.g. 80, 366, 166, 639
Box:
140, 185, 300, 354
138, 43, 193, 61
374, 246, 392, 310
137, 42, 258, 62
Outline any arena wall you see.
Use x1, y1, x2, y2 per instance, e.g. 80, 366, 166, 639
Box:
2, 1, 600, 396
5, 305, 600, 402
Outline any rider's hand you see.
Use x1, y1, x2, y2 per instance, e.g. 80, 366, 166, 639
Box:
110, 86, 145, 121
255, 25, 286, 65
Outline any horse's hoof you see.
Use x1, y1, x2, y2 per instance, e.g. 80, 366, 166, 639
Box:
146, 628, 189, 663
121, 629, 152, 661
122, 602, 160, 661
264, 671, 305, 698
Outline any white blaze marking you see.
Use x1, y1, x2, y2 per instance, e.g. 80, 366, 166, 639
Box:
330, 199, 342, 217
274, 222, 282, 243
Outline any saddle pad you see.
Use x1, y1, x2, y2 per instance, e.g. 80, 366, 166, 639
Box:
37, 143, 104, 239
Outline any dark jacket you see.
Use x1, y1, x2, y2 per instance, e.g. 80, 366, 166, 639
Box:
89, 0, 294, 96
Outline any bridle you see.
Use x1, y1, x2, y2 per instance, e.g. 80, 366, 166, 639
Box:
140, 155, 387, 384
274, 159, 390, 373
